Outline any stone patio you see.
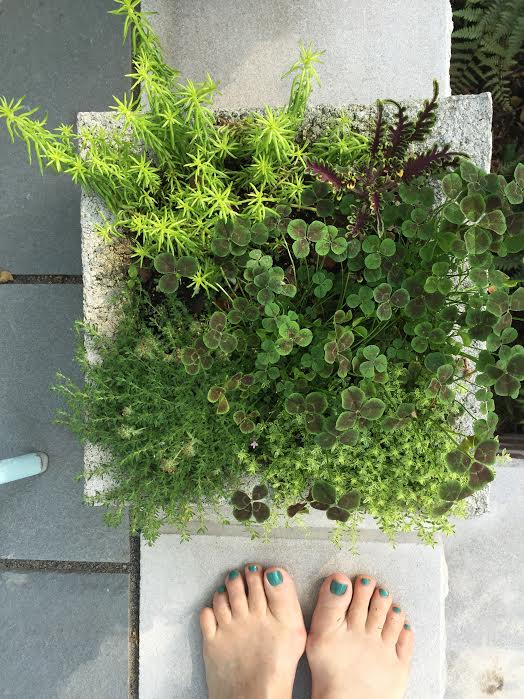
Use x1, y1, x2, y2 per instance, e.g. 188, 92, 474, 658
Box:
0, 1, 522, 698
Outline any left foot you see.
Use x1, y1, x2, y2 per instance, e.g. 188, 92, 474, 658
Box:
199, 564, 307, 699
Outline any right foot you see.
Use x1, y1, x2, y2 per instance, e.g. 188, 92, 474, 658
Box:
199, 564, 306, 699
306, 572, 414, 699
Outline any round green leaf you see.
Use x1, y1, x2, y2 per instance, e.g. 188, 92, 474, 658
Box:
439, 481, 462, 501
474, 439, 498, 466
154, 252, 176, 274
231, 490, 251, 508
311, 480, 336, 504
360, 398, 386, 420
233, 506, 253, 521
176, 255, 199, 277
464, 227, 492, 255
326, 506, 350, 522
446, 450, 472, 473
379, 238, 396, 257
338, 490, 361, 511
158, 273, 179, 293
460, 194, 485, 222
442, 172, 463, 199
252, 502, 270, 523
285, 393, 306, 414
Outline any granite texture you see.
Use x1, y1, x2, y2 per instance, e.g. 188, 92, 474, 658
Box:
445, 466, 524, 698
0, 284, 128, 562
0, 0, 130, 274
0, 570, 128, 698
140, 534, 448, 698
142, 0, 452, 107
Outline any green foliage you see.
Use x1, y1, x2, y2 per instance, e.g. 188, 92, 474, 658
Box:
451, 0, 524, 111
0, 1, 337, 286
9, 1, 521, 543
55, 297, 464, 544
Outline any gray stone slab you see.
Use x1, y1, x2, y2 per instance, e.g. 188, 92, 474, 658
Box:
140, 535, 447, 698
445, 467, 524, 698
0, 0, 130, 274
0, 570, 128, 698
143, 0, 452, 108
0, 285, 129, 562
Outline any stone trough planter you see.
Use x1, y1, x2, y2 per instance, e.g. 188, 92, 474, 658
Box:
80, 92, 494, 524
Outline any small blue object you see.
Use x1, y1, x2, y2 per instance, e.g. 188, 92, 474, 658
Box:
0, 453, 48, 485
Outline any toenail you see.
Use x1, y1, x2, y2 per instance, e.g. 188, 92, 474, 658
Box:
330, 580, 348, 596
266, 570, 283, 586
361, 577, 371, 585
379, 588, 389, 597
217, 585, 226, 593
393, 606, 401, 614
228, 570, 240, 580
248, 565, 258, 572
404, 623, 411, 630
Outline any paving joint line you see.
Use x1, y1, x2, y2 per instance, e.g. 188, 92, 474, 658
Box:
0, 558, 129, 574
128, 535, 141, 698
8, 274, 82, 284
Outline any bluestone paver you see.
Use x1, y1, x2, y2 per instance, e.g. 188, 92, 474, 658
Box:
0, 285, 128, 562
0, 570, 128, 698
140, 535, 447, 698
143, 0, 452, 109
0, 0, 130, 274
445, 466, 524, 698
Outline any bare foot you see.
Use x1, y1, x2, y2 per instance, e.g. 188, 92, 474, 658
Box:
306, 572, 414, 699
199, 564, 306, 699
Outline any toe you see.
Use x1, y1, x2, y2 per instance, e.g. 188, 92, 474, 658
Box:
264, 566, 304, 629
244, 563, 267, 614
365, 584, 392, 636
310, 572, 352, 635
199, 607, 217, 640
396, 622, 415, 663
346, 574, 376, 628
213, 585, 232, 626
225, 568, 248, 617
382, 603, 406, 645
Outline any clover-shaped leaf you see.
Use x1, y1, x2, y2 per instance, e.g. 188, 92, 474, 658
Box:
203, 311, 238, 354
231, 485, 270, 523
359, 345, 387, 379
181, 338, 213, 375
504, 163, 524, 205
315, 225, 348, 259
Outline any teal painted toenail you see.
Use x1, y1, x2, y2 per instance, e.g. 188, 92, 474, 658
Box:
228, 570, 239, 580
393, 606, 401, 614
330, 580, 348, 596
248, 565, 258, 572
361, 577, 371, 585
379, 588, 389, 597
217, 585, 226, 593
267, 570, 283, 586
404, 623, 411, 630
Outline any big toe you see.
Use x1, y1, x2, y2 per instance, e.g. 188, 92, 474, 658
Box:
264, 566, 305, 631
310, 572, 353, 635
